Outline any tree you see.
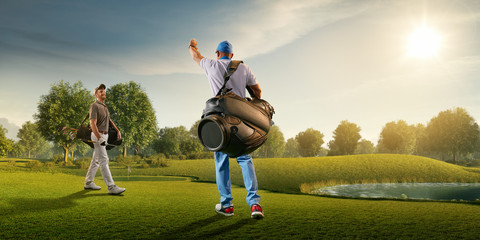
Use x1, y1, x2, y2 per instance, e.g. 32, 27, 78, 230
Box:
17, 121, 47, 158
0, 125, 13, 157
107, 81, 158, 156
354, 139, 376, 154
283, 138, 300, 158
35, 81, 93, 163
377, 120, 416, 154
412, 123, 427, 155
295, 128, 324, 157
153, 126, 202, 156
423, 107, 480, 163
9, 141, 25, 158
189, 120, 201, 139
253, 125, 286, 158
327, 120, 361, 156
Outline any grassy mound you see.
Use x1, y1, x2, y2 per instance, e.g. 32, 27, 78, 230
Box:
99, 154, 480, 193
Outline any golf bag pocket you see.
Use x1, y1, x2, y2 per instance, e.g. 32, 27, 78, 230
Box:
198, 92, 274, 158
198, 114, 267, 157
76, 125, 92, 141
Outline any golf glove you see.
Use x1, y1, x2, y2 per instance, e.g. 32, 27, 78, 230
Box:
98, 137, 107, 146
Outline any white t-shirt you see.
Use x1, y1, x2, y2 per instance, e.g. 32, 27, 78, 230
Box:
200, 58, 257, 98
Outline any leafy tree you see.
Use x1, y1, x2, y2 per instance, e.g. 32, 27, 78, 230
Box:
153, 126, 203, 156
17, 121, 47, 158
10, 141, 25, 158
35, 81, 93, 163
180, 137, 204, 155
354, 139, 376, 154
72, 142, 93, 159
412, 123, 427, 155
328, 120, 361, 156
377, 120, 416, 154
0, 125, 13, 157
107, 81, 158, 156
253, 125, 286, 158
295, 128, 324, 157
283, 138, 300, 158
189, 120, 201, 139
423, 107, 480, 163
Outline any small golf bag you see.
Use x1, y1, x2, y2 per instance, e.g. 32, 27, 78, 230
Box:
77, 114, 122, 150
197, 61, 275, 157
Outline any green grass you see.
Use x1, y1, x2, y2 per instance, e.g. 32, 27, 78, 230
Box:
3, 154, 480, 239
3, 171, 480, 239
56, 154, 480, 193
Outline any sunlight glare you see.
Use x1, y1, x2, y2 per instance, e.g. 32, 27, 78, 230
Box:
407, 26, 441, 58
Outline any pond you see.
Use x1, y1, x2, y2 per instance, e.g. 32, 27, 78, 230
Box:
314, 183, 480, 201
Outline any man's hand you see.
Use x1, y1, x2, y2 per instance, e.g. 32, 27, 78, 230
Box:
189, 38, 204, 65
98, 137, 107, 146
189, 38, 198, 49
117, 131, 122, 141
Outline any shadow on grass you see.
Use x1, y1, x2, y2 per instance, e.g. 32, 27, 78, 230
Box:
166, 215, 256, 239
0, 190, 117, 216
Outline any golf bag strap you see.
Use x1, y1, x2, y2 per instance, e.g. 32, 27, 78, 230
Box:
80, 113, 89, 126
216, 60, 244, 96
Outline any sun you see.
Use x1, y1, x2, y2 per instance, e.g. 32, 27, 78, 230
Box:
407, 26, 441, 58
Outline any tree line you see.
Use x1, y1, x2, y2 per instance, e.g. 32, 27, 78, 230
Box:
1, 80, 479, 166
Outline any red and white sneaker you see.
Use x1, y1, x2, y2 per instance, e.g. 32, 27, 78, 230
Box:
215, 204, 234, 216
251, 203, 264, 219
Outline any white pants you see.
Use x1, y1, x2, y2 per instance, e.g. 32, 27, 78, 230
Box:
84, 132, 115, 187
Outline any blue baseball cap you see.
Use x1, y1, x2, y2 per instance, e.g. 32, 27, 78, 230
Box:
216, 40, 233, 54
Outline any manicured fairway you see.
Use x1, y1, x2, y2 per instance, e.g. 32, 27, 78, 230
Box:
2, 171, 480, 239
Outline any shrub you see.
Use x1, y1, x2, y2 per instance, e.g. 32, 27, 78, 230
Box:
52, 154, 64, 164
147, 154, 169, 168
467, 159, 480, 167
139, 161, 150, 169
26, 160, 43, 169
116, 156, 139, 169
186, 152, 214, 159
74, 157, 91, 169
8, 160, 16, 167
44, 161, 56, 168
169, 154, 186, 160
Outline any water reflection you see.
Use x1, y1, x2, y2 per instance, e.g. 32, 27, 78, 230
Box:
314, 183, 480, 201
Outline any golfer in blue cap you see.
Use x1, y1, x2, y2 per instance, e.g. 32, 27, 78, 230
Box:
189, 38, 264, 219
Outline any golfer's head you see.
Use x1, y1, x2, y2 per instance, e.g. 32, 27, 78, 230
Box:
95, 84, 106, 100
216, 40, 234, 59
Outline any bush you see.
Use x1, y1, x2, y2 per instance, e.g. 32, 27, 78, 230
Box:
8, 160, 16, 167
26, 160, 43, 169
147, 154, 169, 168
169, 154, 186, 160
186, 152, 214, 159
75, 157, 91, 169
116, 155, 139, 169
467, 159, 480, 167
52, 154, 64, 164
44, 161, 56, 169
139, 161, 150, 169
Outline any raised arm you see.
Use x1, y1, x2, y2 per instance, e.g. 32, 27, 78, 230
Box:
189, 38, 204, 66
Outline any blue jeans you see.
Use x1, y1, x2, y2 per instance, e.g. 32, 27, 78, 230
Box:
214, 151, 260, 207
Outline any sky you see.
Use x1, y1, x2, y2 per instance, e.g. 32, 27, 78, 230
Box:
1, 0, 479, 145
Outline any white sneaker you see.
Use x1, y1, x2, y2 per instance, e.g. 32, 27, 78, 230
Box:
108, 185, 126, 195
84, 182, 101, 190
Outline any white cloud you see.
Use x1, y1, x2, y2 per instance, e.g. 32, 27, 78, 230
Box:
117, 0, 374, 76
0, 118, 20, 140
